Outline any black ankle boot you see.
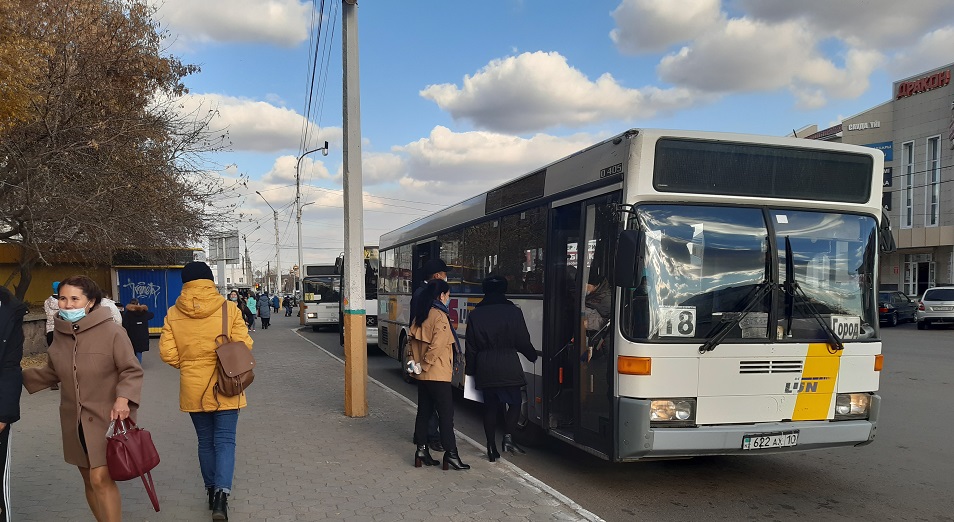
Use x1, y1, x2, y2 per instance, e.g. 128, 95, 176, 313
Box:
487, 441, 500, 462
442, 450, 470, 470
212, 490, 229, 520
207, 487, 214, 510
502, 434, 526, 455
414, 444, 439, 467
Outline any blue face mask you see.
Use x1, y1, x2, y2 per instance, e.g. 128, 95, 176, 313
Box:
59, 308, 87, 322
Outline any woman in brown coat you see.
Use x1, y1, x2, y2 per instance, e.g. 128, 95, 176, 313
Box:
407, 279, 469, 471
23, 275, 143, 522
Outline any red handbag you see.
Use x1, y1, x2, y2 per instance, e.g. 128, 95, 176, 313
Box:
106, 419, 161, 512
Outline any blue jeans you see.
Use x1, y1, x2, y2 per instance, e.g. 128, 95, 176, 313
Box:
189, 410, 239, 493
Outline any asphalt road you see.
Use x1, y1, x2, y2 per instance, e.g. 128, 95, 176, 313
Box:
302, 322, 952, 522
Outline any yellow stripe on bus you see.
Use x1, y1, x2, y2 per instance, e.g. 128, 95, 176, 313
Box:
791, 342, 843, 421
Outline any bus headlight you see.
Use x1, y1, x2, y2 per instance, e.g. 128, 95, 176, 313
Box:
834, 393, 870, 420
650, 398, 696, 426
306, 312, 317, 319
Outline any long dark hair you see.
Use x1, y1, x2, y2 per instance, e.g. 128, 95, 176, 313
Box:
412, 278, 449, 328
58, 275, 103, 309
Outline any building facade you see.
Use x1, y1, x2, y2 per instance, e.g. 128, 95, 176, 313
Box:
805, 62, 954, 296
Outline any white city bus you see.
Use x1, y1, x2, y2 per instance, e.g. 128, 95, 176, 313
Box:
377, 129, 893, 462
300, 264, 341, 332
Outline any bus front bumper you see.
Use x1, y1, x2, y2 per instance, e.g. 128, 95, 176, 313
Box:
616, 395, 880, 461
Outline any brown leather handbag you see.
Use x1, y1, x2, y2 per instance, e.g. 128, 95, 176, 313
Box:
214, 302, 255, 398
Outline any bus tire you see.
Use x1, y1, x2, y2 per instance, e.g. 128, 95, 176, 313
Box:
312, 325, 321, 332
513, 392, 546, 447
399, 332, 413, 384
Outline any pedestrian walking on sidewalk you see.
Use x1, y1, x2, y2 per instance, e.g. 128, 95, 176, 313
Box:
464, 275, 538, 461
257, 293, 271, 329
43, 281, 59, 347
159, 262, 253, 521
22, 275, 143, 522
245, 292, 257, 331
408, 279, 469, 471
271, 295, 279, 314
282, 296, 293, 317
0, 285, 26, 522
121, 299, 154, 364
409, 258, 450, 451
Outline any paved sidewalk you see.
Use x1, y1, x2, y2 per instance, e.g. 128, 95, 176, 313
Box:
12, 312, 601, 521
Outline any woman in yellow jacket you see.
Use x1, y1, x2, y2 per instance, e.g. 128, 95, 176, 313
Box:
159, 262, 252, 521
407, 279, 469, 471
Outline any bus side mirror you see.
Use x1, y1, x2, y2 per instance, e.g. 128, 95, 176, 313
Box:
880, 211, 896, 253
334, 256, 344, 275
615, 230, 643, 289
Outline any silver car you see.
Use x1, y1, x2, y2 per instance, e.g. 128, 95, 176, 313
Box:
916, 287, 954, 329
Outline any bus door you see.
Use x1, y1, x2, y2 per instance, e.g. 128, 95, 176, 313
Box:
412, 240, 440, 288
545, 193, 619, 453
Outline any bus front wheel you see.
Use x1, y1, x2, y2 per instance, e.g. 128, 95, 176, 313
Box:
399, 333, 413, 384
311, 325, 321, 332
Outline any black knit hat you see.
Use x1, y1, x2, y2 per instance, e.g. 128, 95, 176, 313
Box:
422, 259, 448, 278
482, 274, 507, 295
181, 261, 214, 283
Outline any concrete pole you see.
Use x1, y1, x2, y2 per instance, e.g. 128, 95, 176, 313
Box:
342, 0, 367, 417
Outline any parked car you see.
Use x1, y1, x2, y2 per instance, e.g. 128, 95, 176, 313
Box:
878, 291, 918, 327
916, 286, 954, 329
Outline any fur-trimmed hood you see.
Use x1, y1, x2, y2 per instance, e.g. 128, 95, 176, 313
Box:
124, 303, 150, 313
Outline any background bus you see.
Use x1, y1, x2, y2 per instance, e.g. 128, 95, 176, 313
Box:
377, 128, 892, 462
335, 246, 380, 345
300, 264, 340, 332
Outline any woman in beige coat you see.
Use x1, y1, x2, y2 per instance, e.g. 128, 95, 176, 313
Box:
159, 262, 252, 521
23, 275, 143, 522
408, 279, 469, 471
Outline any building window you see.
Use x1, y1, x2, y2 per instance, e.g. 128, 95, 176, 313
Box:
902, 141, 914, 228
226, 278, 231, 283
926, 136, 941, 227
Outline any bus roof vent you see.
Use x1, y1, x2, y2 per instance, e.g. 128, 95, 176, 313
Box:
739, 360, 803, 374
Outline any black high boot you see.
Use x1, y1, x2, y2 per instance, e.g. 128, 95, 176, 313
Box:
414, 444, 439, 467
442, 450, 470, 470
207, 487, 214, 510
502, 434, 526, 455
212, 490, 229, 520
487, 439, 500, 462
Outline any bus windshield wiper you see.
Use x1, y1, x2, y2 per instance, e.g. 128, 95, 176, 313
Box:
783, 236, 844, 351
699, 281, 775, 353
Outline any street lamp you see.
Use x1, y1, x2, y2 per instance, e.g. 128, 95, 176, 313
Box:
255, 191, 282, 294
295, 141, 329, 293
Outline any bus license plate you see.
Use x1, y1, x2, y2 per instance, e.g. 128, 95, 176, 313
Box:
741, 431, 799, 450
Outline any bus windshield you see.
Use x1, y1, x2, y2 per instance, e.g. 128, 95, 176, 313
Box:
302, 276, 341, 304
621, 204, 877, 343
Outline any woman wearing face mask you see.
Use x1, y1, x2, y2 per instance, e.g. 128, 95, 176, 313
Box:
22, 275, 143, 522
407, 278, 469, 471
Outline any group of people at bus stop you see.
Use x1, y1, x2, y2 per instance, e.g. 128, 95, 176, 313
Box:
1, 261, 251, 521
405, 258, 540, 470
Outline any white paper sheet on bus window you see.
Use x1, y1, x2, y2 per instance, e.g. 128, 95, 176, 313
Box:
464, 374, 484, 402
658, 306, 697, 337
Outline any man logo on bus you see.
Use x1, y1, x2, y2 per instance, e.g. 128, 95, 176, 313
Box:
784, 376, 831, 394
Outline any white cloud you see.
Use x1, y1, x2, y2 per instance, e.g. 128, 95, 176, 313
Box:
888, 27, 954, 80
420, 51, 703, 134
149, 0, 312, 47
610, 0, 721, 54
656, 18, 882, 106
737, 0, 954, 50
176, 93, 341, 153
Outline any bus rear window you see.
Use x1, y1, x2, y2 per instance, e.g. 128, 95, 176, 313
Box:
653, 138, 873, 203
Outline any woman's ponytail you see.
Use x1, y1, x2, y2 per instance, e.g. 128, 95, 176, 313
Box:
412, 278, 450, 327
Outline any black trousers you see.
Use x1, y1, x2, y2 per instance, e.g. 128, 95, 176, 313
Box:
414, 380, 456, 453
1, 427, 10, 521
261, 317, 270, 329
482, 392, 520, 446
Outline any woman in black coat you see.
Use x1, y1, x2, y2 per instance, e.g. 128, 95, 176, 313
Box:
464, 275, 538, 461
121, 299, 154, 363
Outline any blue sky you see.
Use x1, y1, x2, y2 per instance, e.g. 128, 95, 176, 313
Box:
149, 0, 954, 269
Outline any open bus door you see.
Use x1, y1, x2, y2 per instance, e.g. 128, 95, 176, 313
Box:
544, 193, 619, 457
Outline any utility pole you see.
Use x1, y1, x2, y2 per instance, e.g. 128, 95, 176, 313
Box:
295, 144, 328, 296
257, 191, 282, 295
342, 0, 367, 417
243, 234, 252, 290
